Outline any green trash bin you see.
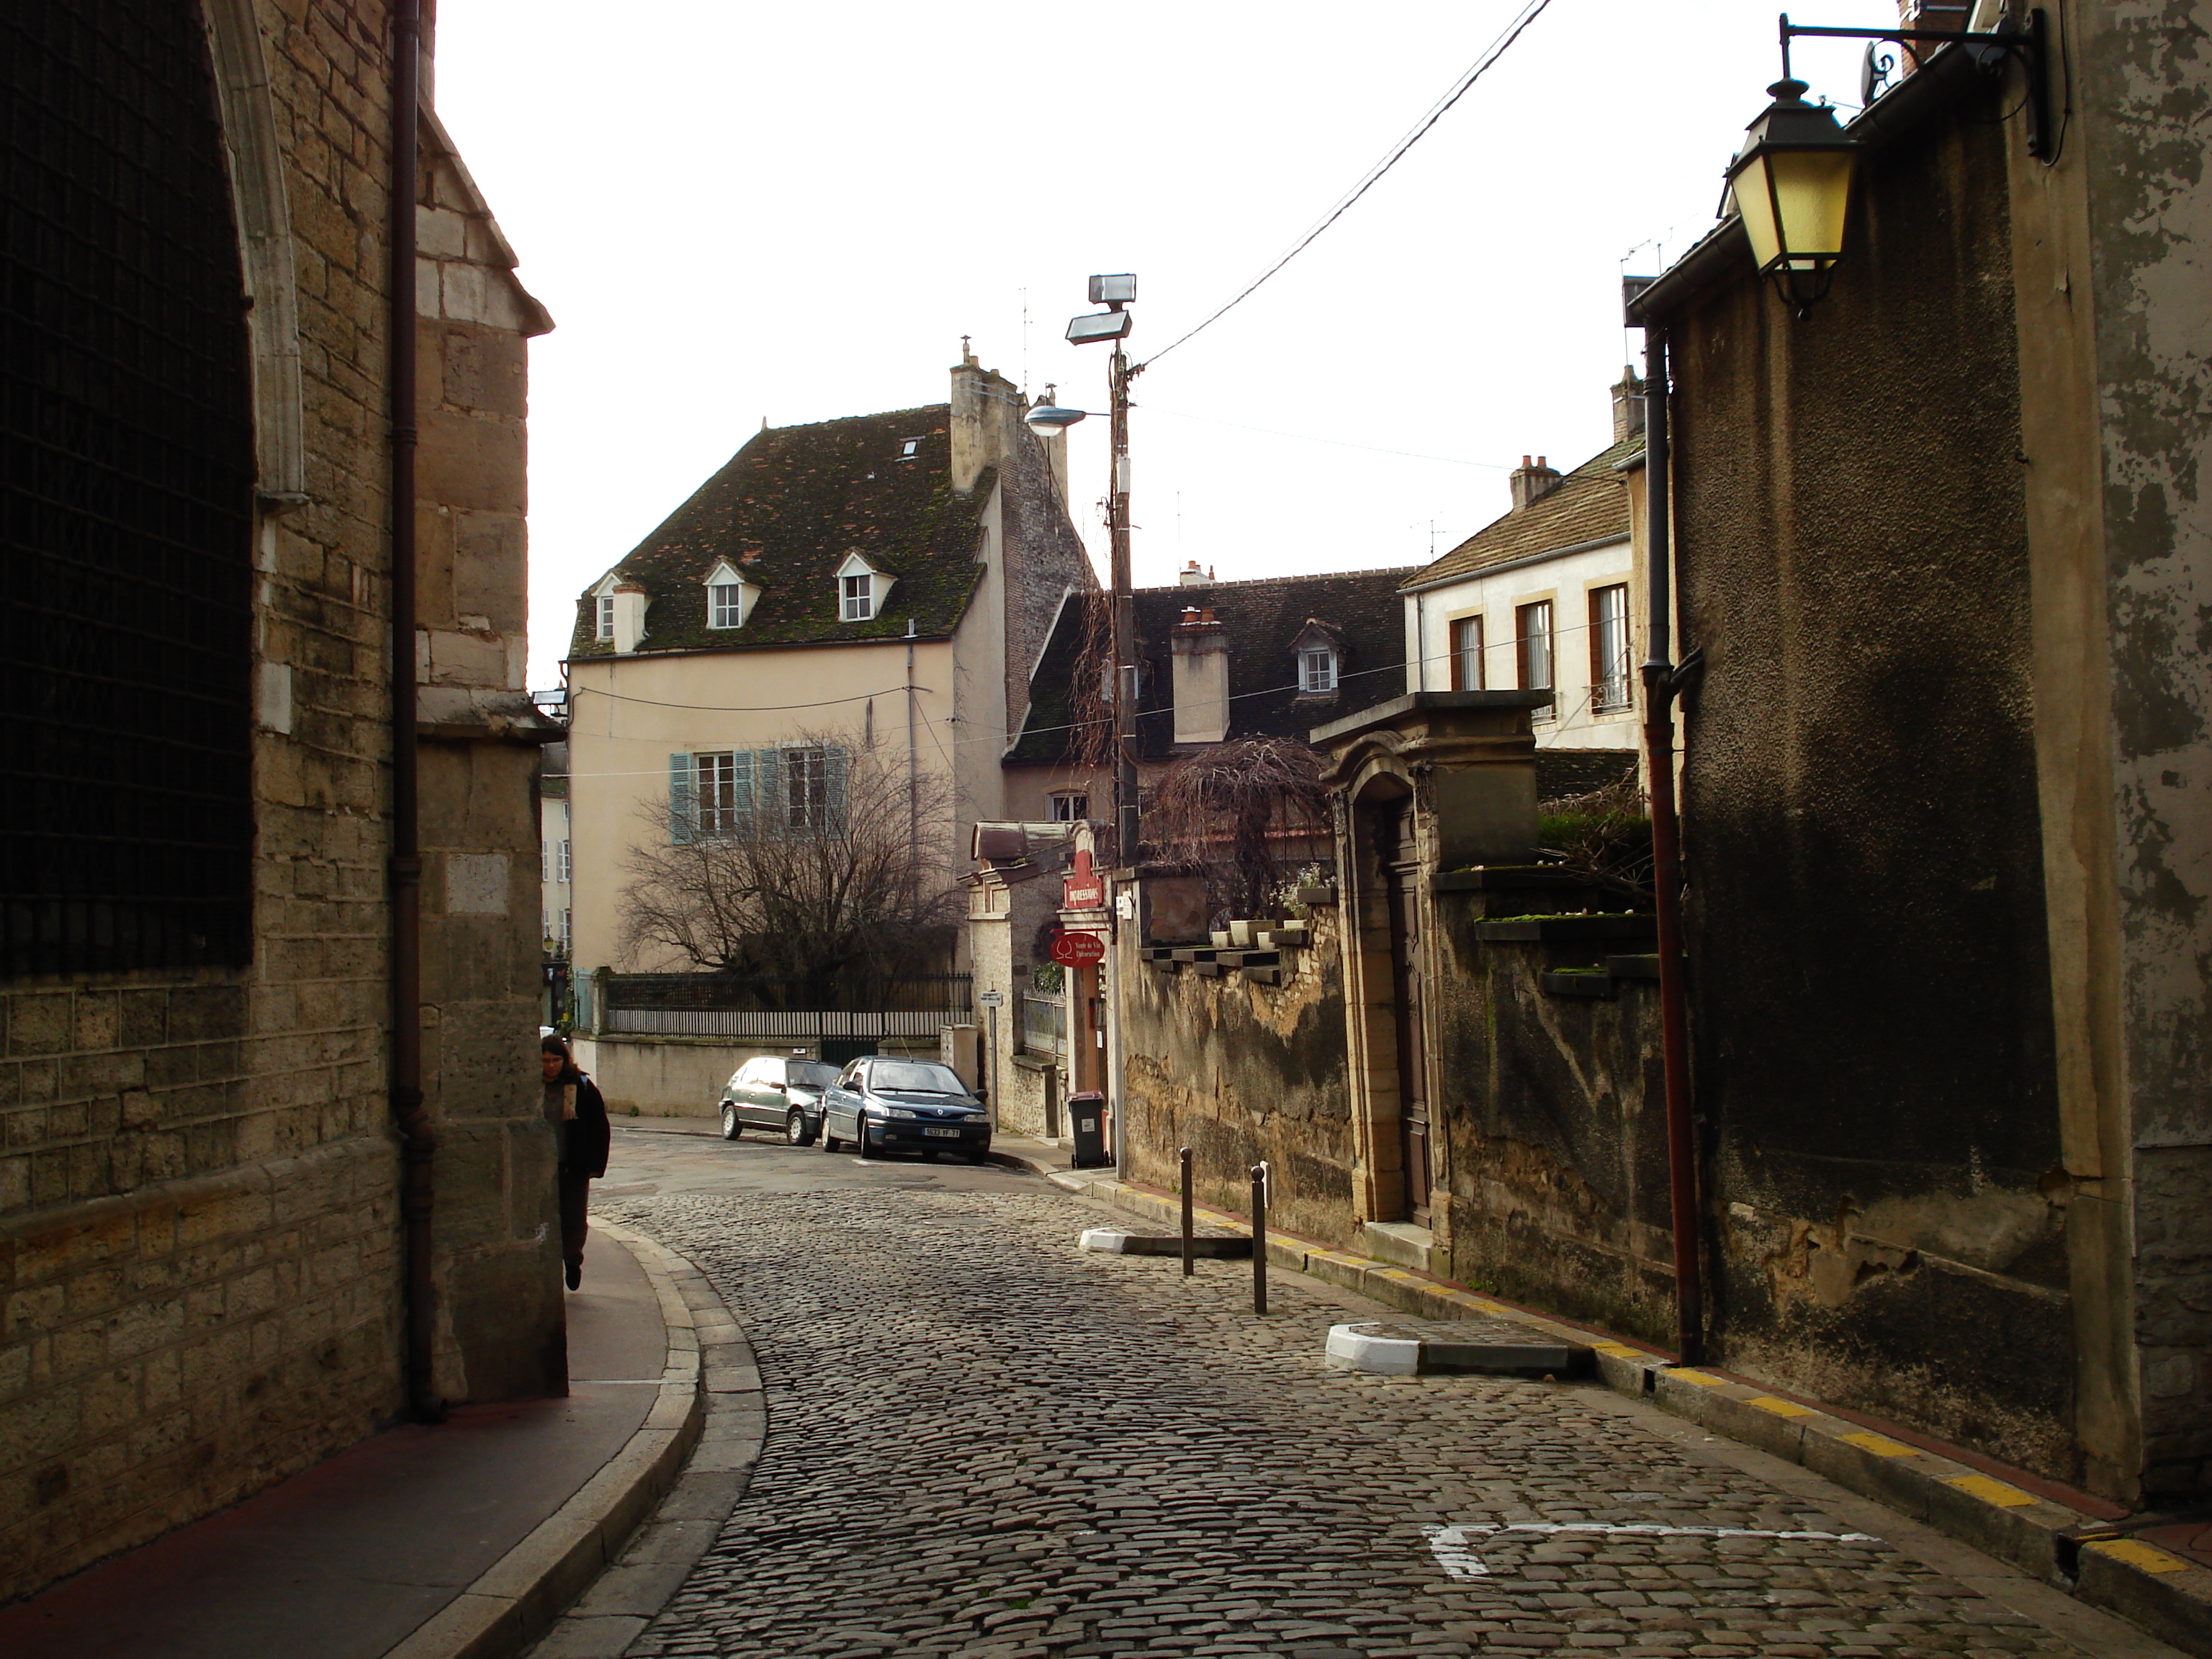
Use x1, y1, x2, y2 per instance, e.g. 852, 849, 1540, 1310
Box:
1068, 1091, 1110, 1169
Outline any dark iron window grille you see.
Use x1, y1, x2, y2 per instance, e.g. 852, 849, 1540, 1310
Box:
2, 0, 258, 976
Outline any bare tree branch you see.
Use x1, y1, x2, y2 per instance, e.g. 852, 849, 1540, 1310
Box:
1144, 736, 1331, 923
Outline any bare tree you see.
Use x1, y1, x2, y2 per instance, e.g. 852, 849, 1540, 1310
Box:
617, 734, 961, 996
1144, 736, 1331, 924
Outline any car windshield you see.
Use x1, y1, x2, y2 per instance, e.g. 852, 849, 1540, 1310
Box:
788, 1061, 836, 1087
868, 1061, 967, 1095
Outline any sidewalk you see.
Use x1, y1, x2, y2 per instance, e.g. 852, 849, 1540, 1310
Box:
0, 1223, 706, 1659
1013, 1148, 2212, 1659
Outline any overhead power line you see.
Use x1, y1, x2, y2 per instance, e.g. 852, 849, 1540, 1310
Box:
1141, 0, 1561, 370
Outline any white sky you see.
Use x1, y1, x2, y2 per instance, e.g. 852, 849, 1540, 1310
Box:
431, 0, 1898, 693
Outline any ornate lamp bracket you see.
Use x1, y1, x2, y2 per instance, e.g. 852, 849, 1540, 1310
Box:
1779, 8, 2052, 160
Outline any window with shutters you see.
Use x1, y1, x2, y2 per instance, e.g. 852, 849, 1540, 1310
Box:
695, 752, 746, 837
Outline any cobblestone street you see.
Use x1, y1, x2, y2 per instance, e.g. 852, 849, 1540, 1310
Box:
595, 1128, 2170, 1659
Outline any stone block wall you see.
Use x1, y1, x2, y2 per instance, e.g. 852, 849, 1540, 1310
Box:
0, 0, 558, 1602
1116, 903, 1354, 1247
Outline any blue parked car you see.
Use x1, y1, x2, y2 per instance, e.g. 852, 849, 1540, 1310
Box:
819, 1057, 991, 1163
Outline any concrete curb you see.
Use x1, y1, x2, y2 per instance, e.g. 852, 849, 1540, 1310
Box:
523, 1226, 765, 1659
1053, 1170, 2212, 1659
381, 1222, 708, 1659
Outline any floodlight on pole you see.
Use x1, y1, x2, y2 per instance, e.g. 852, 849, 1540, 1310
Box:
1066, 310, 1133, 346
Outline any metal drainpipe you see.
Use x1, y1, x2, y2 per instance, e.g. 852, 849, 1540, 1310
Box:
1640, 328, 1704, 1367
388, 0, 443, 1423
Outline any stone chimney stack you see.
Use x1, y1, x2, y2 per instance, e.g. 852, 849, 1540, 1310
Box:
1177, 561, 1215, 586
950, 346, 1020, 496
1169, 605, 1229, 745
1509, 455, 1563, 512
1612, 369, 1646, 444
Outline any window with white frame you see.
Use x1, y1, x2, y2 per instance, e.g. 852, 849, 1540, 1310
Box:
1300, 645, 1338, 693
560, 908, 572, 946
541, 843, 549, 881
595, 595, 614, 639
1449, 615, 1485, 691
1590, 584, 1632, 713
841, 573, 873, 621
784, 747, 827, 830
1516, 599, 1555, 721
709, 583, 744, 629
696, 752, 744, 836
557, 840, 571, 884
1050, 791, 1089, 822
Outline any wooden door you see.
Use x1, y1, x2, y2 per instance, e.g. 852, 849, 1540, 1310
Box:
1382, 802, 1431, 1224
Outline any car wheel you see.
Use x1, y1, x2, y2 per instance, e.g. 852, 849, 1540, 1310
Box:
852, 1125, 870, 1160
820, 1121, 840, 1153
785, 1108, 813, 1147
720, 1103, 740, 1141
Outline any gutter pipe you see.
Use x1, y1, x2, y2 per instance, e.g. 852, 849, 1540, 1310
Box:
389, 0, 442, 1423
1640, 329, 1704, 1367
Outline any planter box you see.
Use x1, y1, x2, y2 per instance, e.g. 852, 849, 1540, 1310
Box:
1210, 930, 1233, 948
1228, 920, 1256, 946
1475, 914, 1657, 943
1292, 886, 1337, 907
1540, 970, 1617, 999
1434, 866, 1590, 896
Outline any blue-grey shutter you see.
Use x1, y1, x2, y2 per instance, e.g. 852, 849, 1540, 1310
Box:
668, 753, 696, 843
753, 750, 782, 835
824, 745, 848, 834
729, 750, 757, 833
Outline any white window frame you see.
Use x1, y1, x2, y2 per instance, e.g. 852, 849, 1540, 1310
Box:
709, 583, 743, 629
784, 746, 828, 830
1516, 599, 1555, 721
841, 573, 873, 621
1049, 791, 1089, 822
557, 840, 571, 884
1590, 584, 1632, 714
696, 752, 742, 837
1300, 646, 1338, 694
595, 594, 615, 639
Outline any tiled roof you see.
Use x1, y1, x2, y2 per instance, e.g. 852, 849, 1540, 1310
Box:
567, 405, 990, 658
1406, 435, 1643, 589
1009, 566, 1417, 763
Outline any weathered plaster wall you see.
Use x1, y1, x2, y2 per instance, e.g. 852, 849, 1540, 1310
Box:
2071, 0, 2212, 1503
1664, 78, 2076, 1478
1426, 880, 1674, 1343
1116, 904, 1355, 1247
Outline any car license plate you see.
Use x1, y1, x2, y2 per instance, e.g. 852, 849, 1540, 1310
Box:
923, 1126, 960, 1138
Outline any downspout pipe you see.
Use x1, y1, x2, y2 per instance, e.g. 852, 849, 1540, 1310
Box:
1640, 328, 1704, 1367
389, 0, 443, 1424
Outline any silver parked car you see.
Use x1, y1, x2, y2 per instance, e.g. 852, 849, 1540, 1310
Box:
819, 1057, 990, 1162
719, 1055, 839, 1145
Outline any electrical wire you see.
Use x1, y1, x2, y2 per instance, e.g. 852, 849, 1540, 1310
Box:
1140, 0, 1560, 371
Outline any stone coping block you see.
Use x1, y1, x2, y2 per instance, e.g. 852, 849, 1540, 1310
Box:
1048, 1166, 2212, 1659
1079, 1226, 1251, 1259
1325, 1318, 1591, 1379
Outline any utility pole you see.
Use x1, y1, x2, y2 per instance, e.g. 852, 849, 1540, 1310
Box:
1108, 343, 1140, 863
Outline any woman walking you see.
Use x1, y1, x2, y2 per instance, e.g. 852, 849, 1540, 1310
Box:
541, 1034, 611, 1290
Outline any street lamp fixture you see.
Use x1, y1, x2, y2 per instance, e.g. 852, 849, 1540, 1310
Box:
1724, 78, 1858, 320
1023, 386, 1091, 433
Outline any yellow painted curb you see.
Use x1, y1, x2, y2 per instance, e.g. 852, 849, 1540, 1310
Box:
1748, 1395, 1815, 1419
2087, 1538, 2193, 1575
1592, 1341, 1651, 1359
1667, 1369, 1732, 1388
1946, 1473, 2035, 1508
1839, 1431, 1915, 1457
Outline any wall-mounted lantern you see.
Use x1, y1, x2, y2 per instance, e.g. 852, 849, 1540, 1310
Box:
1725, 78, 1860, 320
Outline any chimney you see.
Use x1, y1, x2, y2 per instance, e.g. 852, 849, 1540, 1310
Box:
1177, 561, 1215, 586
950, 348, 1019, 495
1509, 455, 1563, 512
1894, 1, 1972, 76
1611, 369, 1646, 444
1169, 605, 1229, 745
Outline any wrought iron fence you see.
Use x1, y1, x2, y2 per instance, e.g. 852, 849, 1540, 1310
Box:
1020, 994, 1066, 1058
600, 971, 972, 1041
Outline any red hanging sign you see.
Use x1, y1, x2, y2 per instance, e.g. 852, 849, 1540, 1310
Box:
1050, 931, 1106, 966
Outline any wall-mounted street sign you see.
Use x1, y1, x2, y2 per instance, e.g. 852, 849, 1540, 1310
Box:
1063, 848, 1105, 910
977, 990, 1004, 1009
1050, 931, 1106, 966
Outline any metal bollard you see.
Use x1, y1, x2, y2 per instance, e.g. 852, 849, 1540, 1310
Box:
1179, 1147, 1195, 1277
1250, 1162, 1268, 1316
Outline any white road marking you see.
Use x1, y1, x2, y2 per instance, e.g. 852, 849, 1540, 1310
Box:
1422, 1519, 1882, 1582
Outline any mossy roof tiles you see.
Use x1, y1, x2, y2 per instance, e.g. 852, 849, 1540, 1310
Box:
1406, 434, 1644, 589
567, 405, 990, 659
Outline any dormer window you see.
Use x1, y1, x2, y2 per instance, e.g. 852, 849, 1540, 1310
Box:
834, 552, 894, 623
596, 595, 615, 640
701, 560, 758, 630
1300, 646, 1338, 693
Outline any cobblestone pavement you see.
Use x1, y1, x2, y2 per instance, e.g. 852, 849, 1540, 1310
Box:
599, 1133, 2161, 1659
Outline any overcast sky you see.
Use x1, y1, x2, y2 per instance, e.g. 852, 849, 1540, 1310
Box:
431, 0, 1897, 692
